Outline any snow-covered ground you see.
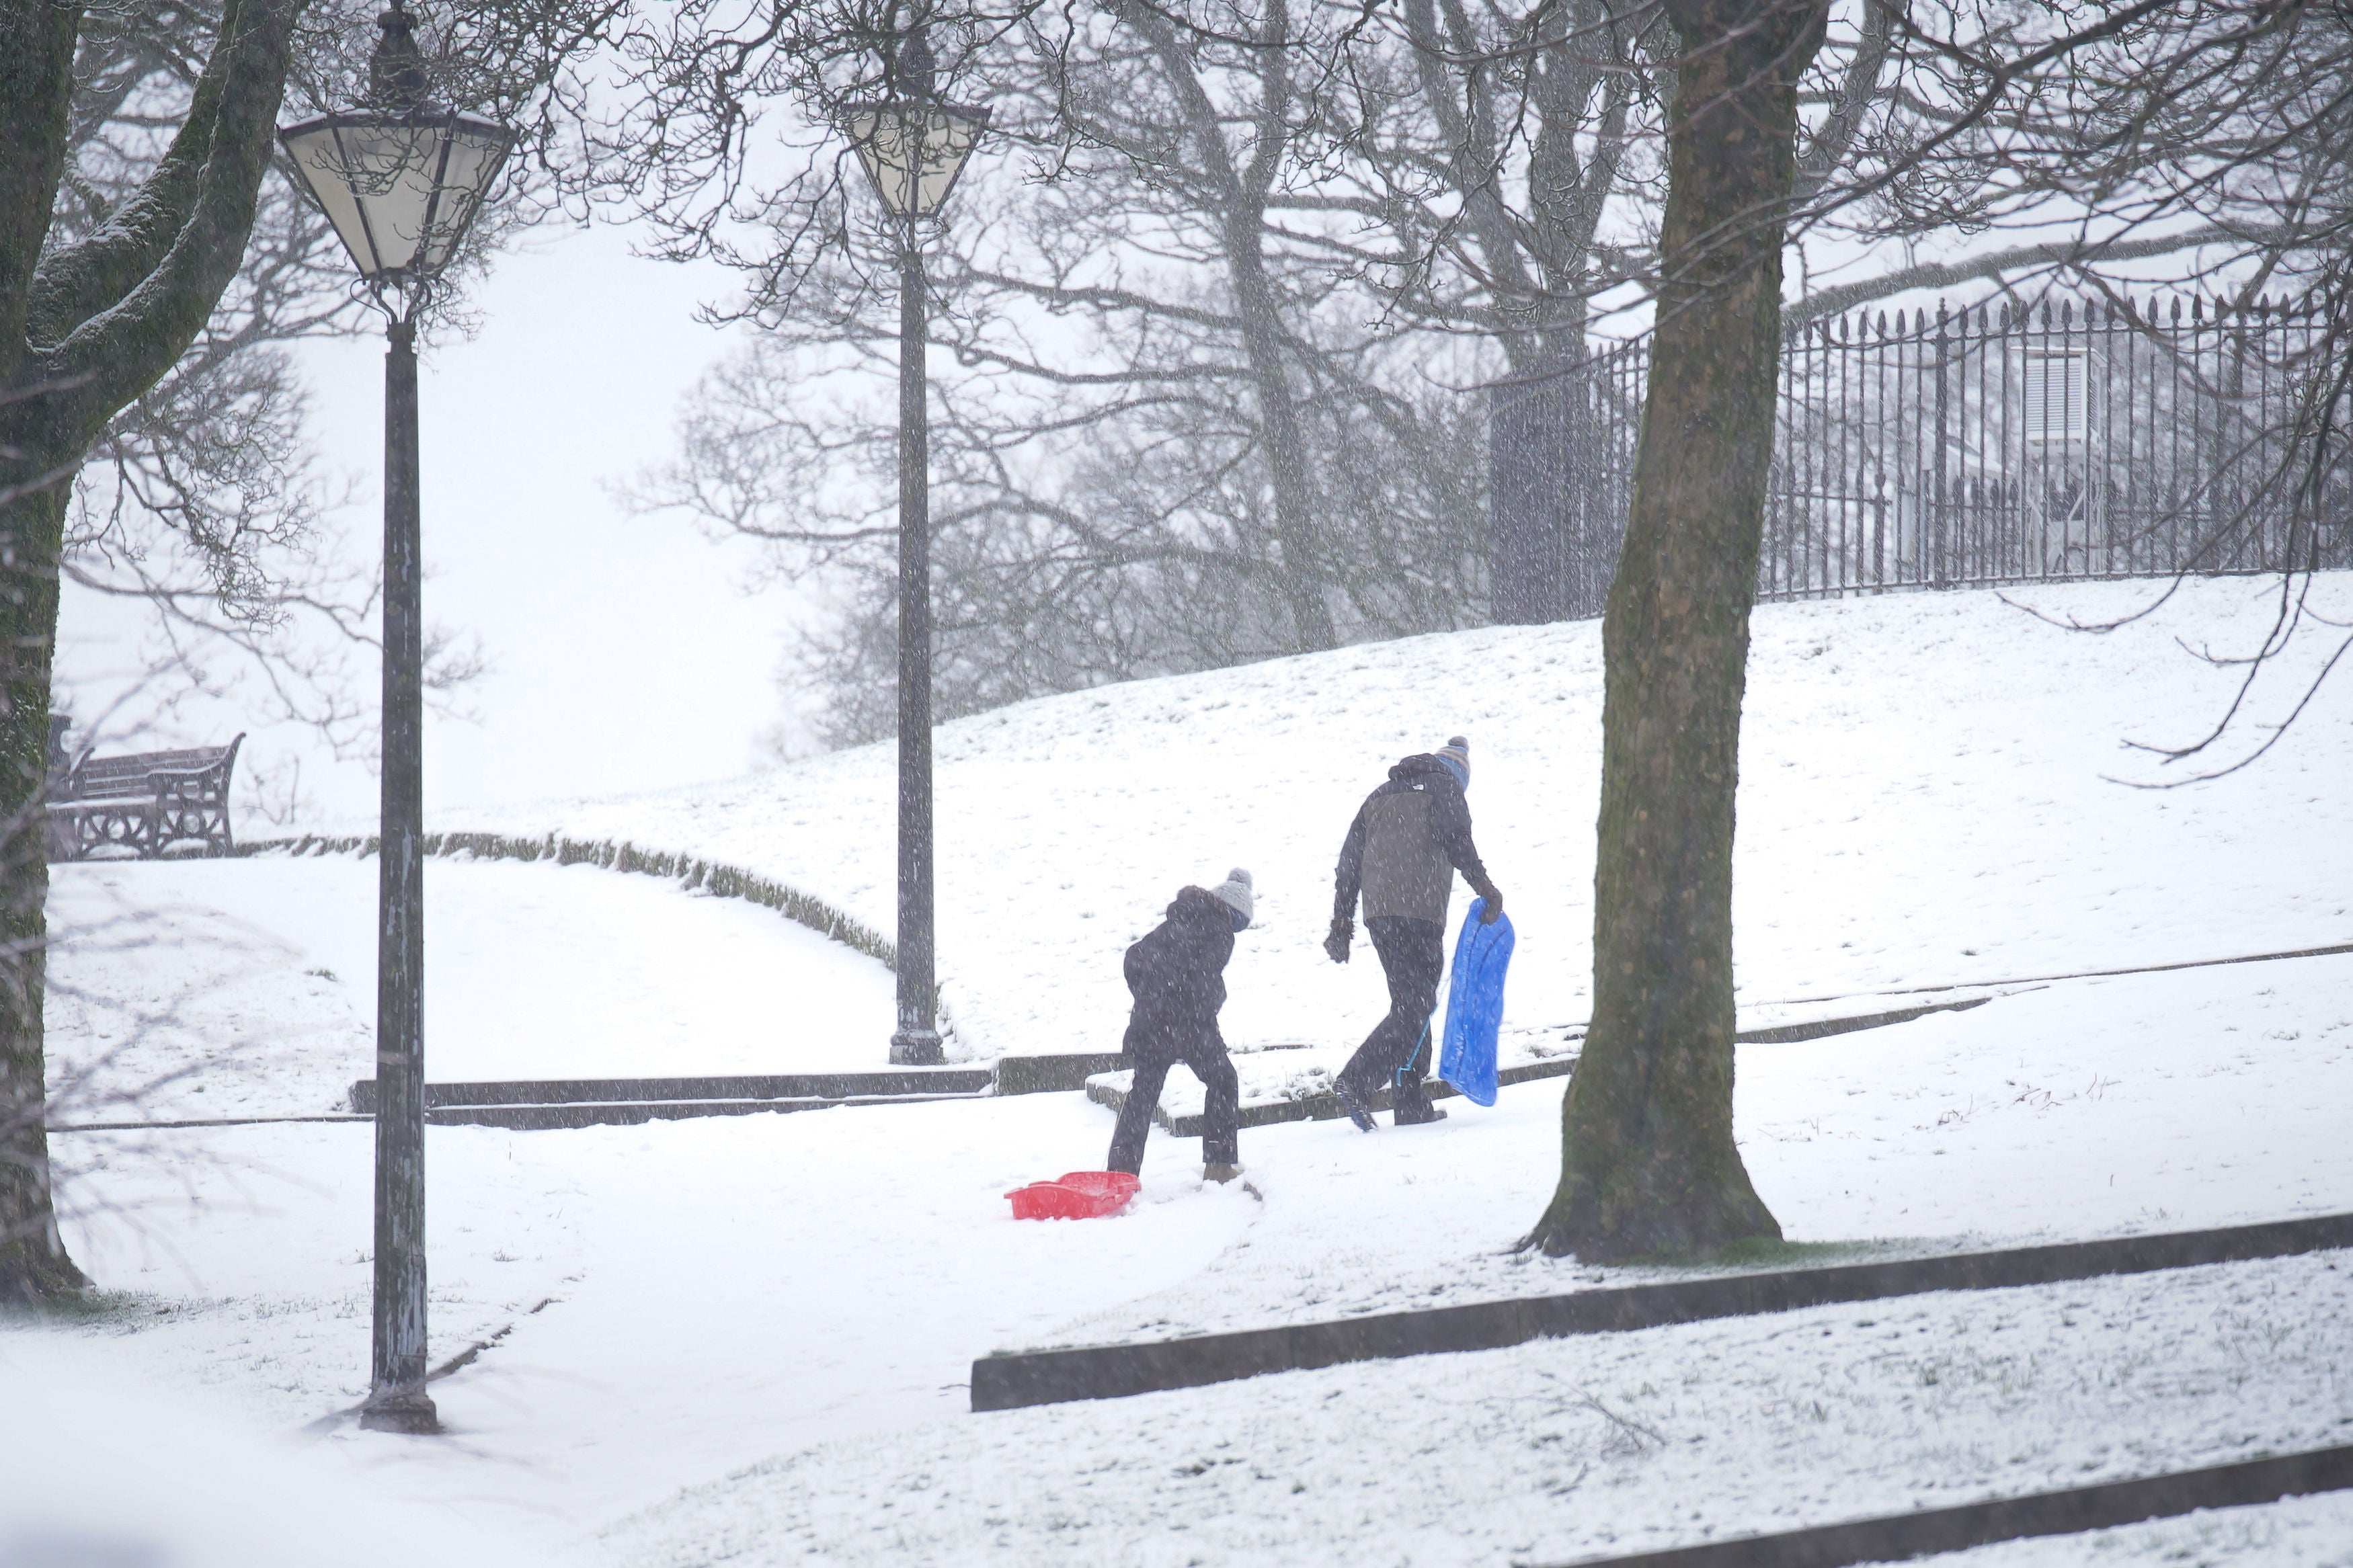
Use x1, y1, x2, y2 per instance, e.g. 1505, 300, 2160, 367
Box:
44, 854, 901, 1123
608, 1248, 2353, 1568
442, 576, 2353, 1068
0, 1352, 528, 1568
1045, 951, 2353, 1348
7, 579, 2353, 1566
17, 899, 2353, 1563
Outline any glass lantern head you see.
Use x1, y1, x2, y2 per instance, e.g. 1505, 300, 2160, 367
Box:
277, 1, 512, 289
280, 109, 513, 286
845, 99, 990, 219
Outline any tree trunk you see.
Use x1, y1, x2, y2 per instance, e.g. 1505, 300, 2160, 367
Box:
1118, 0, 1339, 655
1524, 0, 1826, 1263
0, 481, 83, 1301
1232, 261, 1340, 653
1222, 0, 1337, 655
0, 0, 305, 1300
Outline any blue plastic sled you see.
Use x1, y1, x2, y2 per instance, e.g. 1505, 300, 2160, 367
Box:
1438, 898, 1515, 1107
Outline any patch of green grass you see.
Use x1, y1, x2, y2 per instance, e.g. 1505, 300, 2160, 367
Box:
0, 1286, 159, 1327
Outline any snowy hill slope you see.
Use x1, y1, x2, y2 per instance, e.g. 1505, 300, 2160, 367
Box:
19, 575, 2352, 1568
448, 575, 2353, 1068
44, 855, 898, 1120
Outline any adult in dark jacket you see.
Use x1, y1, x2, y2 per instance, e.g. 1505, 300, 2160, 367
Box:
1107, 868, 1255, 1181
1325, 737, 1501, 1128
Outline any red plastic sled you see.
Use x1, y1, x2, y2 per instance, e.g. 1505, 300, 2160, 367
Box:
1006, 1170, 1140, 1221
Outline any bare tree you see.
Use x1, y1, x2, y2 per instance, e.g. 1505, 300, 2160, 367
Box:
1511, 0, 2352, 1260
1846, 0, 2353, 776
1, 0, 618, 1303
46, 0, 631, 791
616, 0, 1499, 741
0, 0, 326, 1302
1517, 0, 1825, 1262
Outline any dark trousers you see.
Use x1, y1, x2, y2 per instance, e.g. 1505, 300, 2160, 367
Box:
1107, 1040, 1240, 1173
1338, 915, 1445, 1116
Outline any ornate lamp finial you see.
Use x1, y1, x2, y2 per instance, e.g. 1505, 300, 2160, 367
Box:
895, 27, 936, 100
370, 0, 432, 113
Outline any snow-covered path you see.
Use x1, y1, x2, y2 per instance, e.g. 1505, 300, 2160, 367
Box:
1047, 949, 2353, 1348
21, 938, 2352, 1563
30, 1097, 1259, 1549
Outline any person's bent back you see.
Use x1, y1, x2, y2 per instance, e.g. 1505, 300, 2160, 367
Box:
1108, 870, 1254, 1181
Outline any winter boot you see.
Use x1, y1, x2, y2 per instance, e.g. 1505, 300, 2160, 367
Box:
1331, 1081, 1378, 1133
1203, 1162, 1243, 1184
1392, 1102, 1449, 1128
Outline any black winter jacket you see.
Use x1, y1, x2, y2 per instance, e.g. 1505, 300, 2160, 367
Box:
1122, 886, 1237, 1059
1332, 754, 1496, 926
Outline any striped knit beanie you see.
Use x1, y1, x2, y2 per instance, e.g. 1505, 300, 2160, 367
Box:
1435, 736, 1470, 790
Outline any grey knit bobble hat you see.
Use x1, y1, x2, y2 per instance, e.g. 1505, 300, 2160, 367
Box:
1208, 867, 1254, 927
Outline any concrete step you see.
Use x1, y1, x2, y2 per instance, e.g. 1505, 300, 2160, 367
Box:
426, 1092, 989, 1130
1086, 1055, 1575, 1137
352, 1068, 997, 1114
350, 1052, 1134, 1128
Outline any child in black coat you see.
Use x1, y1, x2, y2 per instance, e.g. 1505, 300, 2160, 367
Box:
1105, 868, 1254, 1182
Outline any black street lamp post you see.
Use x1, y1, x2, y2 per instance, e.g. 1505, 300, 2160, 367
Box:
279, 1, 512, 1435
844, 32, 988, 1067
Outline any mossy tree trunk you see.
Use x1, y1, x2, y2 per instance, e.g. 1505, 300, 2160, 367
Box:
1524, 0, 1827, 1263
0, 0, 305, 1301
0, 479, 77, 1301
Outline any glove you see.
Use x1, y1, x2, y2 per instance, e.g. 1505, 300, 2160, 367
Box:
1324, 916, 1353, 964
1476, 886, 1504, 925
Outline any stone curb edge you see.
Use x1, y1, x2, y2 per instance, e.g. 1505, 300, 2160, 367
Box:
969, 1210, 2353, 1412
1530, 1442, 2353, 1568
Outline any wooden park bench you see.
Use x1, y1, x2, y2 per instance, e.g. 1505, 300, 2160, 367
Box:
46, 733, 245, 861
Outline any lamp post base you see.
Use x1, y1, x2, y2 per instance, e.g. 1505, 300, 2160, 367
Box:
359, 1385, 440, 1435
889, 1026, 944, 1066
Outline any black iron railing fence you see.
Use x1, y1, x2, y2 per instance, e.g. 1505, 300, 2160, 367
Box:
1489, 295, 2352, 622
